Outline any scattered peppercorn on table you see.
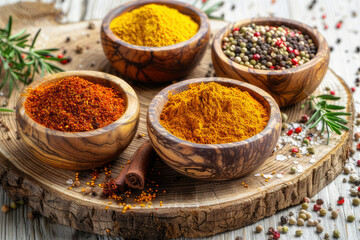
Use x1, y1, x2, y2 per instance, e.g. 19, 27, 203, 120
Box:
0, 1, 360, 240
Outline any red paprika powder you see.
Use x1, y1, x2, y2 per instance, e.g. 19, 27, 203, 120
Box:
24, 76, 126, 132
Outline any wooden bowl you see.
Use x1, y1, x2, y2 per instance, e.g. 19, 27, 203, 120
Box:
16, 71, 140, 170
101, 0, 210, 83
212, 17, 330, 107
147, 77, 282, 181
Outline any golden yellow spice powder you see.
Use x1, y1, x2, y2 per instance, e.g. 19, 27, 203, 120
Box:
160, 82, 269, 144
110, 4, 199, 47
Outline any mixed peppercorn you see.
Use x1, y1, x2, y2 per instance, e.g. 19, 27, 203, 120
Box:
222, 23, 317, 70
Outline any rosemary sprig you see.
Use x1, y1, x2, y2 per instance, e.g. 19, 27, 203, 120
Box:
302, 94, 351, 144
0, 16, 65, 99
193, 0, 225, 20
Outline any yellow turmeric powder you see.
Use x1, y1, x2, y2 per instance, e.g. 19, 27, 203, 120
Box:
109, 4, 199, 47
160, 82, 269, 144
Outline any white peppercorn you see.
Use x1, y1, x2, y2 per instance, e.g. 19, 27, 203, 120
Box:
316, 224, 324, 233
331, 210, 338, 219
289, 216, 296, 225
297, 218, 305, 226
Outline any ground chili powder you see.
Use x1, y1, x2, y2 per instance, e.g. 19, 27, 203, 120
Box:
24, 76, 126, 132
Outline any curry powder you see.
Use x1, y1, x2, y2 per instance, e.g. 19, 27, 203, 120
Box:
160, 82, 269, 144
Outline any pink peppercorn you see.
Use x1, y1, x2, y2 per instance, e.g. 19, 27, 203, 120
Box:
301, 115, 309, 123
287, 129, 294, 136
291, 58, 299, 65
292, 148, 299, 153
336, 21, 343, 29
253, 54, 260, 61
330, 90, 335, 95
337, 197, 345, 205
273, 231, 281, 239
254, 32, 261, 37
313, 204, 321, 211
351, 87, 356, 92
357, 160, 360, 167
295, 127, 302, 134
357, 143, 360, 151
293, 49, 300, 56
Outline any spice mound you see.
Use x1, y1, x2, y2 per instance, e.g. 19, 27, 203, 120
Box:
222, 23, 317, 70
109, 4, 199, 47
160, 82, 269, 144
24, 76, 126, 132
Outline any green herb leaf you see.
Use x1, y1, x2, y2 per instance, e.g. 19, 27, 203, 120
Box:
316, 94, 341, 100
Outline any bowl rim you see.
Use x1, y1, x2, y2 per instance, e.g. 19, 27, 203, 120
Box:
16, 70, 140, 138
212, 17, 329, 74
148, 77, 281, 148
101, 0, 210, 51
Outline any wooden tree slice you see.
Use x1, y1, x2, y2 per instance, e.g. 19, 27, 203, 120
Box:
0, 3, 354, 239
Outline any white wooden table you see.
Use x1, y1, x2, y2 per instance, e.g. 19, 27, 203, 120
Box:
0, 0, 360, 239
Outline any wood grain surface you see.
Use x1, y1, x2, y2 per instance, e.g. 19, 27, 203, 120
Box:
0, 1, 359, 240
147, 78, 281, 180
16, 71, 140, 170
212, 17, 330, 107
101, 0, 210, 83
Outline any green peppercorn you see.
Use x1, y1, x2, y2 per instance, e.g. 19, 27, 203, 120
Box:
241, 47, 247, 53
235, 57, 241, 64
229, 52, 235, 57
223, 37, 229, 42
347, 214, 355, 222
290, 167, 297, 174
353, 198, 360, 206
301, 202, 309, 210
319, 208, 327, 216
281, 226, 288, 234
250, 59, 256, 65
333, 229, 340, 238
295, 229, 303, 237
231, 40, 237, 45
307, 147, 315, 154
10, 202, 17, 209
303, 138, 310, 145
229, 45, 236, 52
282, 123, 288, 130
240, 42, 246, 48
299, 213, 307, 220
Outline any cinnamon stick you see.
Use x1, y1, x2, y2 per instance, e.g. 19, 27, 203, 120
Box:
125, 140, 155, 189
114, 164, 130, 192
114, 140, 155, 191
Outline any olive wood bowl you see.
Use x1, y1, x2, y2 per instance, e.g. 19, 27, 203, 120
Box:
212, 17, 330, 107
147, 77, 282, 181
16, 71, 140, 170
101, 0, 210, 83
